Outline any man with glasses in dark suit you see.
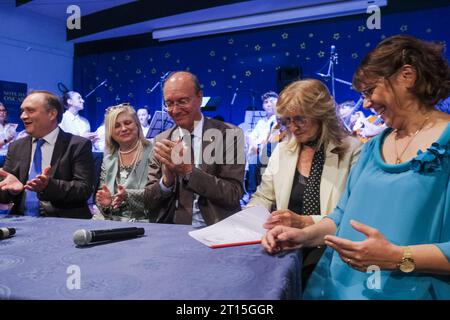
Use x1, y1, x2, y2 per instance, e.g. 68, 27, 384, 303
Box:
144, 71, 245, 226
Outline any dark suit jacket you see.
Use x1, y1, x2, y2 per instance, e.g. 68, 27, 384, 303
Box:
0, 130, 94, 219
144, 117, 245, 225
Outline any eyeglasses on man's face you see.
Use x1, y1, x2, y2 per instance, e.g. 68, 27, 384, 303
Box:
0, 109, 7, 113
163, 97, 192, 111
279, 115, 309, 127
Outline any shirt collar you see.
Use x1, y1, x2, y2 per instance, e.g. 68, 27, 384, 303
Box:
36, 126, 59, 146
178, 114, 204, 140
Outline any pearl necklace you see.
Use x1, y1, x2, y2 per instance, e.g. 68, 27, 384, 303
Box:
118, 141, 142, 181
119, 140, 139, 154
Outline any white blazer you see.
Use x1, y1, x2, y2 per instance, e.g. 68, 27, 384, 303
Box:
248, 136, 362, 223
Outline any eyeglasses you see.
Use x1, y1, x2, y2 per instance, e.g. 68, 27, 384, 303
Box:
279, 115, 309, 127
0, 109, 6, 113
163, 97, 192, 111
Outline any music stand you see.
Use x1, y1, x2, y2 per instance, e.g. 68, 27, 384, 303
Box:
245, 110, 266, 130
147, 111, 174, 138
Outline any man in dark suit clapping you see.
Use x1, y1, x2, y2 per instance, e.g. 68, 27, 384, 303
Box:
0, 90, 94, 219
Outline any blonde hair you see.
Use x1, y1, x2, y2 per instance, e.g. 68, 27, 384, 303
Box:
276, 79, 349, 155
104, 103, 149, 154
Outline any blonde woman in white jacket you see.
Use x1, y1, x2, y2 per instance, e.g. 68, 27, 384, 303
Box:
247, 79, 362, 286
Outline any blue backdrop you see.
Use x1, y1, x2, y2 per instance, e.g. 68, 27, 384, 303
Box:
74, 6, 450, 130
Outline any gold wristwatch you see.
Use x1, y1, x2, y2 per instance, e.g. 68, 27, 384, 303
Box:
398, 247, 415, 273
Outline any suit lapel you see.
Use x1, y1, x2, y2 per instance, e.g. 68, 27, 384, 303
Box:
278, 144, 299, 209
50, 131, 69, 176
20, 136, 33, 181
199, 118, 215, 172
320, 142, 339, 215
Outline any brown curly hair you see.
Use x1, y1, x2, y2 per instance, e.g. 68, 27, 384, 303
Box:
353, 34, 450, 110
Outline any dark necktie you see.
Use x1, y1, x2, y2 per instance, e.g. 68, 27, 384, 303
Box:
174, 134, 195, 224
24, 139, 45, 216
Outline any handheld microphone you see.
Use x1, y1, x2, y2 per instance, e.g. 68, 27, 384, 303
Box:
73, 227, 145, 246
0, 227, 15, 239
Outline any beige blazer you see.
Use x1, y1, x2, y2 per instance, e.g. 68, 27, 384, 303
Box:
248, 136, 362, 223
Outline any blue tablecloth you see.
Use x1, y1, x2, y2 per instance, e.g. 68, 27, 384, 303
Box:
0, 216, 302, 300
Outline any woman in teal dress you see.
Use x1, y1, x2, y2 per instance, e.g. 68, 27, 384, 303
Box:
262, 35, 450, 299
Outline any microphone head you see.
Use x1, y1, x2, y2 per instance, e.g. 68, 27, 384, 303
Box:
73, 229, 92, 246
0, 227, 16, 238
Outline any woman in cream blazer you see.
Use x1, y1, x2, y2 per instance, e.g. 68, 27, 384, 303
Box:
247, 79, 362, 286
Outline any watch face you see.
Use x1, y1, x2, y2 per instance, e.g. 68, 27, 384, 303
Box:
399, 260, 415, 273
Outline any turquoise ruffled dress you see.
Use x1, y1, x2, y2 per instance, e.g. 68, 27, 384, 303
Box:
304, 123, 450, 300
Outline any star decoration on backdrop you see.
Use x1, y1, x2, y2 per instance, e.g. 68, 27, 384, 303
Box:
426, 28, 432, 33
285, 52, 290, 56
228, 38, 234, 45
333, 33, 340, 40
281, 33, 289, 39
129, 79, 134, 84
136, 69, 141, 74
320, 40, 324, 44
352, 53, 359, 59
400, 25, 408, 32
125, 55, 130, 61
207, 69, 212, 73
318, 51, 325, 58
112, 56, 116, 60
108, 86, 113, 92
245, 71, 252, 77
272, 43, 277, 47
96, 97, 102, 103
254, 45, 261, 51
358, 25, 366, 32
210, 81, 216, 87
151, 68, 157, 74
149, 58, 153, 62
209, 51, 216, 57
146, 88, 152, 94
128, 93, 134, 98
222, 56, 227, 61
258, 57, 263, 62
305, 57, 311, 61
164, 53, 171, 58
115, 73, 119, 78
300, 42, 306, 49
176, 59, 180, 64
308, 33, 314, 38
232, 75, 236, 79
365, 43, 371, 47
381, 34, 386, 39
